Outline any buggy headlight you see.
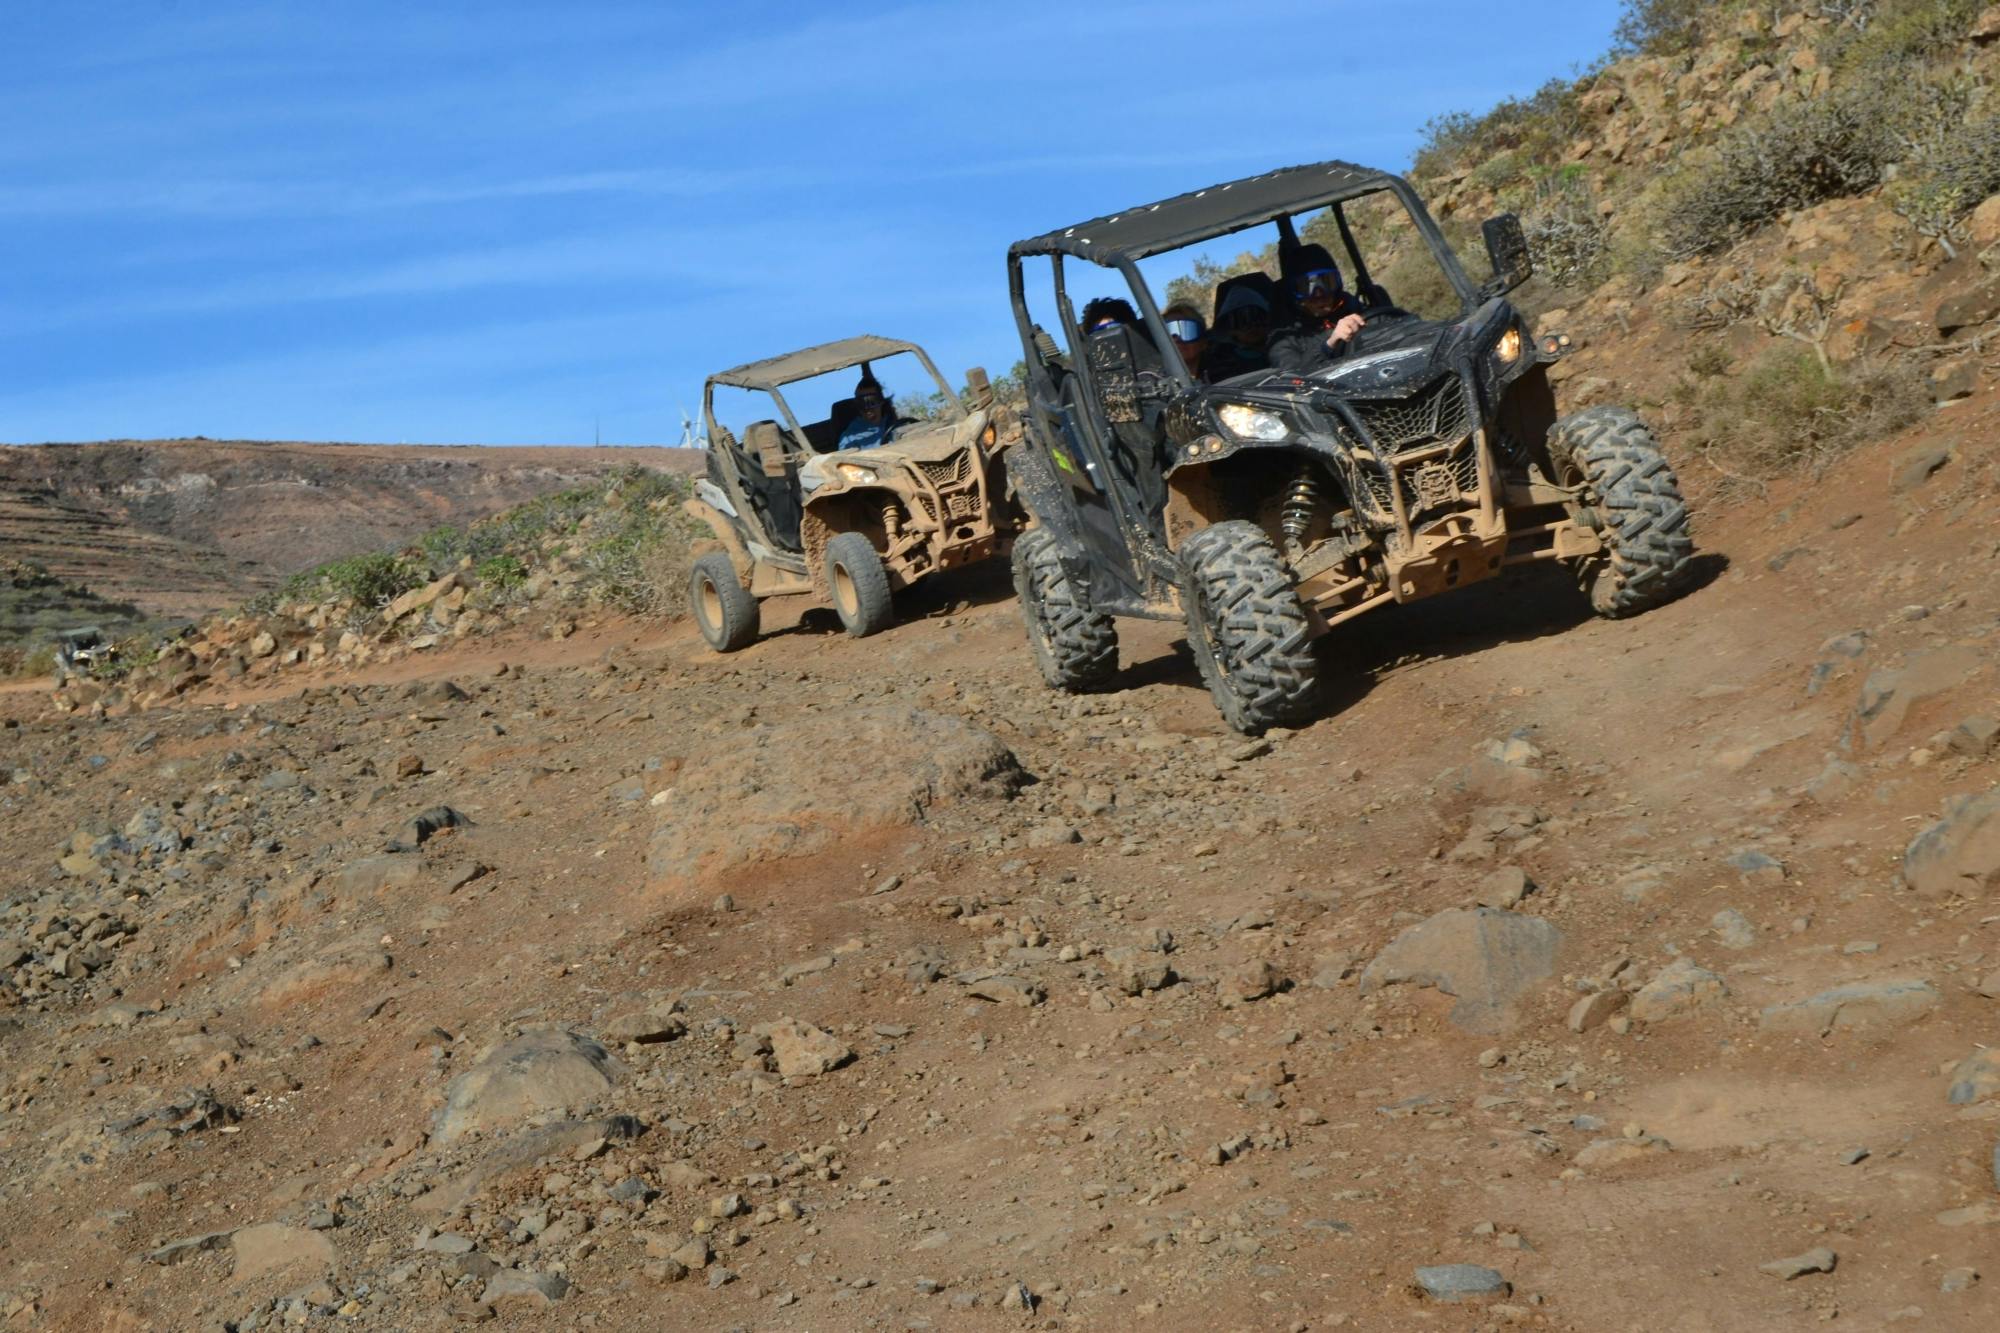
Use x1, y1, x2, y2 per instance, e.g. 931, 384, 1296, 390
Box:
1496, 328, 1522, 364
1217, 403, 1289, 442
836, 464, 878, 484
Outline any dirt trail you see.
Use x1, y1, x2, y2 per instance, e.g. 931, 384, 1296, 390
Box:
0, 395, 1996, 1332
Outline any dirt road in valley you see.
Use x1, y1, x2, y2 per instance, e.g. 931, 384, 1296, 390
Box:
0, 403, 1996, 1331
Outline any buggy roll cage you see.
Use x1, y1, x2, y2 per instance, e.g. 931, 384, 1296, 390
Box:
1005, 161, 1484, 404
702, 334, 964, 459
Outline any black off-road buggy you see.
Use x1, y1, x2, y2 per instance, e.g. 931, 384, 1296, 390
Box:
1002, 159, 1694, 732
684, 335, 1017, 651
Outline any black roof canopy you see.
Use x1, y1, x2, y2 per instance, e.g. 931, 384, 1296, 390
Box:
1009, 159, 1395, 265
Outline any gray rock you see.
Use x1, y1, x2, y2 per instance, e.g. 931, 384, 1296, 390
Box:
1630, 959, 1728, 1023
1759, 1246, 1836, 1280
435, 1029, 624, 1144
1359, 907, 1562, 1035
145, 1229, 235, 1265
1759, 980, 1941, 1038
1904, 788, 2000, 900
1726, 850, 1785, 884
1890, 442, 1953, 491
1476, 866, 1533, 909
334, 854, 422, 897
1711, 909, 1756, 950
1103, 946, 1172, 996
1947, 1049, 2000, 1105
1415, 1263, 1510, 1303
1942, 1267, 1979, 1293
482, 1269, 570, 1306
1803, 758, 1863, 805
424, 1232, 476, 1255
1950, 717, 2000, 757
384, 804, 472, 853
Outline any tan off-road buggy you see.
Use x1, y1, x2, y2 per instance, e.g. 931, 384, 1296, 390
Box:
684, 335, 1019, 651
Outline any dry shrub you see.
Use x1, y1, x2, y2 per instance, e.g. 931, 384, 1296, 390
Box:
1675, 346, 1929, 474
1657, 88, 1898, 260
635, 522, 694, 620
1522, 175, 1610, 289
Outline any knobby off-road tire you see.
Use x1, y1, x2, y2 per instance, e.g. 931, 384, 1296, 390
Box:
824, 531, 894, 638
688, 552, 759, 653
1179, 520, 1319, 734
1012, 527, 1118, 692
1547, 406, 1694, 618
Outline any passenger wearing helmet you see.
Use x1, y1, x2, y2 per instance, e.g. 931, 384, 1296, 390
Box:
1204, 283, 1274, 381
1160, 302, 1208, 379
1267, 243, 1368, 375
836, 374, 902, 450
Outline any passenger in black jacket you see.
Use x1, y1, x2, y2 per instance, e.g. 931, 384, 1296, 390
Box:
1267, 244, 1368, 376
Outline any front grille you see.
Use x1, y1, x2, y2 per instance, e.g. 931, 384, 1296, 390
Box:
1360, 442, 1479, 515
918, 454, 973, 488
1350, 375, 1473, 451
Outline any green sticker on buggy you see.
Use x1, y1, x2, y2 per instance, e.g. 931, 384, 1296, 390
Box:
1050, 448, 1076, 475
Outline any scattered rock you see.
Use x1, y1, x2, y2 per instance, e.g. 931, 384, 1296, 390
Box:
1630, 959, 1728, 1023
1218, 959, 1280, 1007
757, 1018, 854, 1077
1567, 989, 1629, 1033
1856, 648, 1984, 750
482, 1269, 570, 1307
1359, 908, 1563, 1034
1759, 1247, 1837, 1280
1711, 908, 1756, 950
1476, 866, 1533, 909
1103, 946, 1173, 996
145, 1230, 235, 1266
386, 805, 473, 853
648, 707, 1022, 882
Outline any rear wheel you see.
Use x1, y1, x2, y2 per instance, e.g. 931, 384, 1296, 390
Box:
1179, 520, 1319, 734
688, 552, 759, 652
1012, 527, 1117, 692
824, 531, 894, 637
1547, 407, 1693, 618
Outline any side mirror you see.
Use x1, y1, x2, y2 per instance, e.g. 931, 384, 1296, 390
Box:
964, 365, 994, 411
1481, 213, 1532, 296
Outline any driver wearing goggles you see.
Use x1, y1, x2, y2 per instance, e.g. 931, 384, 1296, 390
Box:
1269, 243, 1368, 375
1161, 301, 1207, 379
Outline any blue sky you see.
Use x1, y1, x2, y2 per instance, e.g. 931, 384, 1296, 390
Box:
1, 1, 1625, 445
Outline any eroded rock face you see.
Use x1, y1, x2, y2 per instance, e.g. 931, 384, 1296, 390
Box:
1904, 788, 2000, 900
647, 706, 1023, 883
436, 1030, 624, 1144
1358, 908, 1562, 1034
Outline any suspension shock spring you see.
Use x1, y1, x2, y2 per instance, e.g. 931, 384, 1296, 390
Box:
1280, 464, 1324, 548
881, 501, 902, 543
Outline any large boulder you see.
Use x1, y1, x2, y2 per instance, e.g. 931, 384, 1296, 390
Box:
648, 706, 1022, 883
1904, 788, 2000, 900
1358, 908, 1562, 1034
436, 1030, 623, 1144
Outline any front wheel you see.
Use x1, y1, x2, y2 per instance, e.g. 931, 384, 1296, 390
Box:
1012, 527, 1118, 692
823, 531, 894, 637
688, 552, 759, 652
1547, 406, 1694, 618
1179, 520, 1319, 734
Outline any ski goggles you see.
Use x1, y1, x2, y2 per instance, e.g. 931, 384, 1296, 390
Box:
1164, 317, 1205, 342
1295, 268, 1344, 298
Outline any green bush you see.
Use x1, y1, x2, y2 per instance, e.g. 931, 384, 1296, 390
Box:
1415, 75, 1594, 184
1521, 176, 1610, 288
1822, 0, 1983, 75
1656, 87, 1898, 259
1888, 110, 2000, 251
474, 553, 527, 590
1613, 0, 1742, 55
1680, 347, 1929, 473
280, 552, 424, 609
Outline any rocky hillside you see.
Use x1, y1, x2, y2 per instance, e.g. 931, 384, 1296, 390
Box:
0, 441, 702, 642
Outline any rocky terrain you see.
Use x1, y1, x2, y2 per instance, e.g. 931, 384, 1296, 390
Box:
0, 441, 701, 636
7, 5, 2000, 1329
0, 369, 1994, 1329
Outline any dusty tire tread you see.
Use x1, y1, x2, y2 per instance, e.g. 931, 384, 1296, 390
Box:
824, 531, 895, 638
1179, 520, 1319, 734
1548, 406, 1695, 619
688, 552, 759, 653
1013, 528, 1118, 692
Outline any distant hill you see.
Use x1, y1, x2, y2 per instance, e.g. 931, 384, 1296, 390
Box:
0, 440, 703, 643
